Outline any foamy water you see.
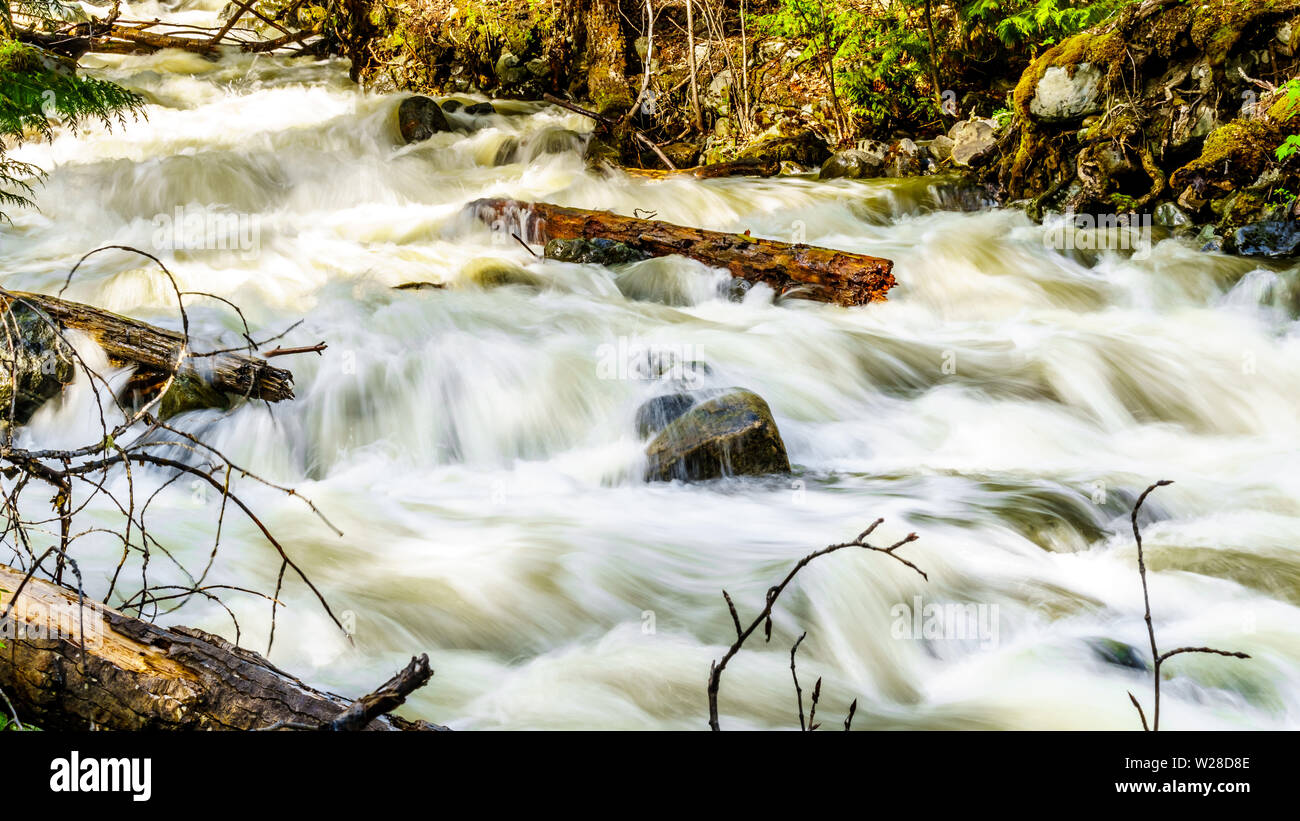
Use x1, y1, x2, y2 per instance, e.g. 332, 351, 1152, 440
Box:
2, 1, 1299, 729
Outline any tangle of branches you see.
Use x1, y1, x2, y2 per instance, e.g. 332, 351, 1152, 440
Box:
0, 246, 344, 660
707, 518, 926, 730
1126, 480, 1250, 731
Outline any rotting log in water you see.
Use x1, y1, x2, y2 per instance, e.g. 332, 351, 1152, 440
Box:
2, 291, 294, 402
468, 199, 896, 306
0, 563, 444, 730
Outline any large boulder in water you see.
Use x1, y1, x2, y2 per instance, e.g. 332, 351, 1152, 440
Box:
642, 389, 790, 481
0, 300, 75, 426
397, 95, 451, 144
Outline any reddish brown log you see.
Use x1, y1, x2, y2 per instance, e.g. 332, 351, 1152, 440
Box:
469, 198, 895, 306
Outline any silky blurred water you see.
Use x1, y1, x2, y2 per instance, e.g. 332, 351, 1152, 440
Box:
2, 1, 1300, 729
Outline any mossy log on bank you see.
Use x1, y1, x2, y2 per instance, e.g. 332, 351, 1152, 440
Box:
2, 291, 294, 402
469, 198, 896, 306
0, 563, 442, 730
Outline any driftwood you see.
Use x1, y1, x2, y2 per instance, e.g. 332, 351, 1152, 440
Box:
3, 291, 294, 402
0, 563, 443, 730
469, 198, 896, 306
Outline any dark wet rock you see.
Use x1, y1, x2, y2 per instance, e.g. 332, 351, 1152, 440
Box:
464, 101, 496, 116
634, 393, 698, 438
948, 119, 997, 168
397, 95, 451, 144
493, 137, 521, 165
0, 300, 75, 426
1233, 220, 1300, 258
544, 238, 650, 265
440, 99, 465, 113
644, 389, 790, 482
819, 147, 885, 180
394, 281, 447, 291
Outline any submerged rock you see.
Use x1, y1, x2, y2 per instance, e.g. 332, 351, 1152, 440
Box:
463, 101, 496, 116
397, 95, 451, 144
544, 238, 650, 265
644, 389, 790, 482
464, 258, 543, 288
0, 300, 76, 426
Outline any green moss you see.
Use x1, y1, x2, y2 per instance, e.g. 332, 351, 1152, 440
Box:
158, 373, 231, 421
1173, 119, 1285, 190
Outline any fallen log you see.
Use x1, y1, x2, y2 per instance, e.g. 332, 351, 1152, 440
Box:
469, 199, 896, 306
0, 563, 443, 730
3, 290, 294, 402
104, 23, 219, 54
622, 158, 782, 179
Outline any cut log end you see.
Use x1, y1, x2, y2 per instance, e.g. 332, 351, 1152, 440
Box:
3, 291, 296, 404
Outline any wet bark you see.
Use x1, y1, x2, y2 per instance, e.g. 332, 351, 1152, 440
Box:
0, 563, 442, 730
3, 291, 294, 402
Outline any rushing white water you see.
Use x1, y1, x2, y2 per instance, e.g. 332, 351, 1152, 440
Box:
4, 1, 1300, 729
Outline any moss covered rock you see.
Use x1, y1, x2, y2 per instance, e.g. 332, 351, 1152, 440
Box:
0, 301, 76, 426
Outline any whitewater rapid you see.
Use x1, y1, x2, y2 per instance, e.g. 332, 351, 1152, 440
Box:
3, 1, 1300, 729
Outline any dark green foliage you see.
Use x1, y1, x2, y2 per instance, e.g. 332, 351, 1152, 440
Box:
1, 6, 146, 221
752, 0, 1139, 133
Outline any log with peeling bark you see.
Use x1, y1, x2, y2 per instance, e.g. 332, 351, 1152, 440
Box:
0, 563, 444, 730
468, 198, 896, 306
3, 291, 293, 402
